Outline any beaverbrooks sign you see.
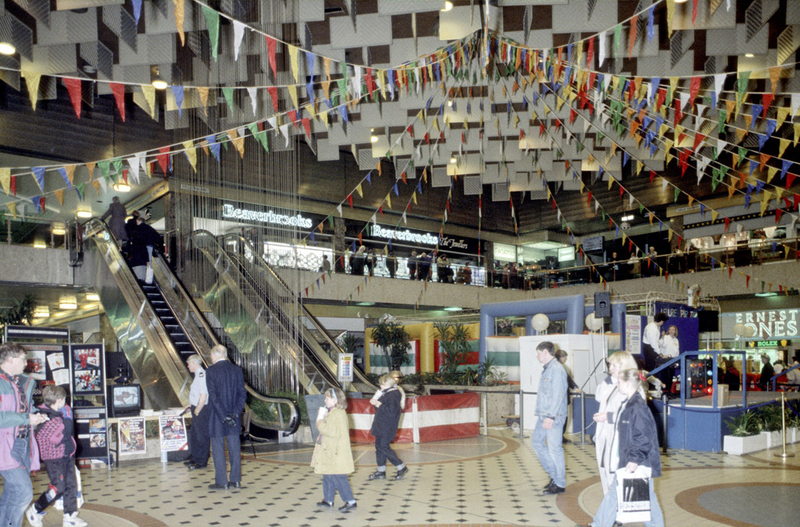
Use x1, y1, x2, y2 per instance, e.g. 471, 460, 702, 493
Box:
369, 225, 439, 246
222, 204, 313, 229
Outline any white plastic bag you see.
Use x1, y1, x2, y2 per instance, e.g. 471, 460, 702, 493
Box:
615, 466, 651, 524
145, 263, 154, 284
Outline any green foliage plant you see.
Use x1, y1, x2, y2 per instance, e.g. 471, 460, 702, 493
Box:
726, 410, 762, 437
372, 320, 411, 371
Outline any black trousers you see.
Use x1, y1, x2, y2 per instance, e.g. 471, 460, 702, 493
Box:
189, 406, 210, 466
34, 457, 78, 515
374, 434, 403, 468
642, 344, 658, 372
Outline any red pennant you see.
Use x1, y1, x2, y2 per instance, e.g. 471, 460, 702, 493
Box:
321, 274, 326, 284
156, 147, 170, 176
775, 208, 783, 223
358, 232, 362, 245
265, 36, 278, 78
302, 117, 311, 139
122, 169, 129, 184
724, 217, 731, 232
401, 172, 408, 184
794, 193, 800, 210
305, 287, 309, 297
664, 271, 669, 282
728, 267, 734, 278
787, 173, 797, 189
650, 170, 656, 184
63, 78, 82, 118
110, 83, 126, 122
629, 239, 633, 252
519, 129, 524, 140
41, 197, 46, 213
619, 185, 624, 199
762, 93, 773, 119
689, 76, 701, 107
587, 191, 593, 206
346, 194, 353, 208
10, 175, 16, 196
539, 123, 545, 137
692, 134, 705, 152
378, 205, 383, 216
586, 36, 594, 65
266, 87, 279, 112
656, 88, 667, 110
674, 99, 683, 126
569, 108, 578, 124
406, 124, 414, 140
287, 109, 299, 129
365, 68, 375, 98
424, 132, 430, 145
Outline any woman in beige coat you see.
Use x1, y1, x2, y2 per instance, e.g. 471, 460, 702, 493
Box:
314, 387, 357, 512
592, 351, 639, 493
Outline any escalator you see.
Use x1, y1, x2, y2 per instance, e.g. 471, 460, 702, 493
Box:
183, 231, 378, 396
81, 220, 300, 437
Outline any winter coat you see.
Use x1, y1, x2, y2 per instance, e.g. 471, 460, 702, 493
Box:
370, 387, 403, 440
34, 404, 76, 461
0, 372, 41, 472
614, 392, 662, 478
206, 359, 246, 438
128, 222, 163, 267
102, 201, 128, 241
314, 407, 354, 475
594, 376, 626, 491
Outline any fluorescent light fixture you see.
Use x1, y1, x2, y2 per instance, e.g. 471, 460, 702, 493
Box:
85, 293, 99, 301
755, 292, 777, 297
33, 241, 47, 249
0, 42, 15, 55
621, 215, 634, 221
444, 306, 463, 312
114, 183, 131, 192
52, 223, 66, 236
59, 299, 77, 310
356, 302, 375, 306
442, 1, 453, 12
526, 241, 563, 250
76, 209, 92, 218
33, 307, 49, 318
745, 53, 754, 58
675, 0, 689, 3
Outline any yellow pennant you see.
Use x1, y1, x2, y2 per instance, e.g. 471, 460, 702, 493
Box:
779, 138, 790, 158
666, 0, 675, 36
761, 191, 772, 216
711, 210, 719, 222
668, 229, 674, 242
54, 189, 64, 206
649, 212, 654, 225
412, 192, 417, 205
0, 168, 10, 195
228, 129, 245, 158
319, 110, 329, 129
777, 107, 791, 130
688, 195, 694, 207
322, 79, 331, 101
92, 179, 101, 195
85, 162, 96, 181
743, 113, 753, 131
288, 85, 299, 110
182, 141, 197, 171
422, 167, 428, 183
141, 85, 157, 119
173, 0, 185, 45
7, 201, 16, 218
768, 166, 779, 182
636, 160, 643, 176
196, 87, 211, 115
724, 99, 736, 122
769, 66, 782, 94
65, 165, 76, 186
386, 193, 392, 209
289, 45, 300, 83
658, 123, 669, 138
23, 71, 42, 110
355, 183, 363, 198
727, 184, 736, 199
794, 123, 800, 146
735, 127, 747, 144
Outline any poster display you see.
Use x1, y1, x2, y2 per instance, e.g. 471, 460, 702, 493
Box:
21, 344, 70, 393
71, 345, 104, 395
337, 353, 354, 383
118, 417, 146, 455
625, 315, 642, 355
74, 406, 108, 460
158, 416, 188, 452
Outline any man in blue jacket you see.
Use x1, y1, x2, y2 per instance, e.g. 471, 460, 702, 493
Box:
532, 341, 568, 495
206, 345, 246, 491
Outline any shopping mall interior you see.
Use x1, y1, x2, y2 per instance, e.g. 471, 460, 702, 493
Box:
1, 1, 800, 526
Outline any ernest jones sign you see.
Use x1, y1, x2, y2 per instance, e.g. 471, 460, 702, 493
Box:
721, 309, 799, 339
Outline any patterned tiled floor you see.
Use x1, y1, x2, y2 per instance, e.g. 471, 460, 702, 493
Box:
10, 428, 800, 526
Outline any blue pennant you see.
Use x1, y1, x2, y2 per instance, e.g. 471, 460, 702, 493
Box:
58, 167, 72, 190
781, 159, 792, 180
647, 6, 655, 42
172, 86, 184, 117
32, 167, 46, 190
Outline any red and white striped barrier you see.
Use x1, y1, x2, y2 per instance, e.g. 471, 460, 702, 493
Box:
346, 392, 480, 444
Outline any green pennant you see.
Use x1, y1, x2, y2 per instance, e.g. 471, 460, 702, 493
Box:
617, 75, 627, 94
737, 147, 747, 166
222, 87, 235, 115
613, 24, 622, 59
674, 187, 680, 202
718, 110, 726, 134
327, 215, 334, 229
713, 147, 718, 160
639, 203, 644, 214
201, 6, 220, 62
601, 210, 606, 221
75, 183, 85, 201
254, 131, 269, 152
111, 158, 124, 182
98, 160, 111, 182
737, 71, 751, 102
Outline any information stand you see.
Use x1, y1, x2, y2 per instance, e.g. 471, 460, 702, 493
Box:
70, 344, 109, 466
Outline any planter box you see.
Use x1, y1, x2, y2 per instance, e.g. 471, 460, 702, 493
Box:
790, 427, 799, 444
723, 433, 767, 455
762, 430, 782, 449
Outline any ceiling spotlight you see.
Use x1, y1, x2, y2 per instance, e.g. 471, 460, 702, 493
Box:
114, 182, 131, 192
442, 1, 453, 12
151, 66, 168, 90
450, 157, 457, 164
0, 42, 15, 55
447, 100, 453, 107
370, 135, 379, 143
76, 209, 92, 218
745, 53, 755, 58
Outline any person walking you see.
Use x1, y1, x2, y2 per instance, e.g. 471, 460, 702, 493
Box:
0, 343, 48, 527
367, 374, 408, 482
206, 345, 246, 490
100, 196, 128, 243
185, 355, 209, 471
314, 388, 357, 513
532, 341, 568, 495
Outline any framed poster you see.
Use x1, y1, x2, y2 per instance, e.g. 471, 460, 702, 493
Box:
118, 417, 146, 455
74, 406, 108, 461
158, 416, 188, 452
71, 345, 104, 396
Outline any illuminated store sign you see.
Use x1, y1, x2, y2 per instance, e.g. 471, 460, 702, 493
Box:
726, 309, 800, 339
222, 204, 313, 229
747, 340, 792, 348
369, 225, 439, 246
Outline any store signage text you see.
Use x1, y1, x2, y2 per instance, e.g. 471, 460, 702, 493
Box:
369, 225, 438, 246
747, 340, 792, 348
735, 310, 799, 339
439, 236, 469, 250
222, 204, 313, 229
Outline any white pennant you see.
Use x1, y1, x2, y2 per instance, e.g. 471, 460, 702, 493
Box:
736, 224, 743, 234
678, 91, 689, 109
661, 178, 669, 191
247, 87, 258, 116
97, 176, 108, 192
629, 193, 634, 207
336, 204, 343, 217
714, 74, 725, 101
353, 65, 363, 100
717, 138, 725, 153
126, 154, 142, 184
696, 104, 707, 117
598, 31, 606, 66
698, 156, 711, 172
280, 124, 291, 147
403, 211, 408, 224
792, 94, 800, 116
697, 170, 704, 184
267, 117, 278, 132
233, 21, 246, 61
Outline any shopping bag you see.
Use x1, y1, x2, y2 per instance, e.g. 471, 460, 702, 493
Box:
145, 263, 154, 284
615, 466, 652, 524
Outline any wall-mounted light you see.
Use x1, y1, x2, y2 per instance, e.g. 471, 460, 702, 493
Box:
745, 53, 755, 58
620, 215, 634, 222
0, 42, 15, 55
76, 209, 92, 218
151, 66, 168, 90
450, 157, 457, 164
370, 135, 379, 143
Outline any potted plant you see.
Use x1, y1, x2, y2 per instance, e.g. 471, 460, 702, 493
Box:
435, 321, 472, 384
371, 320, 411, 372
757, 403, 783, 448
723, 410, 767, 455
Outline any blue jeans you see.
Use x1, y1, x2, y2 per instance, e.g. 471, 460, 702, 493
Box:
322, 474, 354, 504
592, 474, 664, 527
0, 466, 33, 527
211, 434, 241, 487
531, 415, 566, 488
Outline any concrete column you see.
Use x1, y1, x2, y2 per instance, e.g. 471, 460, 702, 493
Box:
164, 191, 193, 271
333, 216, 346, 273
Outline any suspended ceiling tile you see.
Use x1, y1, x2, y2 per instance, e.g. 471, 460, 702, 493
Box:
530, 190, 548, 201
492, 182, 510, 202
164, 108, 189, 130
562, 179, 582, 191
552, 0, 614, 33
298, 0, 325, 23
482, 164, 503, 184
670, 0, 736, 31
316, 139, 341, 162
463, 175, 482, 196
329, 14, 391, 48
143, 0, 181, 35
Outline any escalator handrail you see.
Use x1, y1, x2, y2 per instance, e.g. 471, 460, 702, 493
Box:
190, 230, 341, 390
219, 233, 377, 391
244, 385, 301, 436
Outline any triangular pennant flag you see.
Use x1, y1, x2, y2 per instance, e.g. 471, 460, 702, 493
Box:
201, 6, 221, 61
24, 71, 42, 110
62, 78, 82, 118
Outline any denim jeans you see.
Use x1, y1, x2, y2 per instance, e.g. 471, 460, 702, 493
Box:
0, 466, 33, 527
531, 415, 566, 488
322, 474, 354, 504
592, 474, 664, 527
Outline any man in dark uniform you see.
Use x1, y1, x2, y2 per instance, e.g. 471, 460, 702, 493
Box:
206, 345, 246, 490
185, 355, 209, 470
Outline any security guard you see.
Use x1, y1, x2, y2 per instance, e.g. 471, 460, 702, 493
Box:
185, 355, 209, 470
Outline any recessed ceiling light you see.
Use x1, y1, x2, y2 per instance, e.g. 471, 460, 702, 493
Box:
33, 307, 49, 318
444, 306, 463, 312
755, 292, 777, 297
114, 183, 131, 192
370, 135, 379, 143
450, 157, 457, 164
0, 42, 15, 55
52, 223, 66, 236
442, 1, 453, 12
77, 209, 92, 218
59, 300, 77, 310
745, 53, 755, 58
621, 215, 634, 222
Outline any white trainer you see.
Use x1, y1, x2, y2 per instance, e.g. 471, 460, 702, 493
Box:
62, 511, 88, 527
25, 505, 44, 527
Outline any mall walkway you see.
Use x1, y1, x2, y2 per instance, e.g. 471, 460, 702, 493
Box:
18, 428, 800, 526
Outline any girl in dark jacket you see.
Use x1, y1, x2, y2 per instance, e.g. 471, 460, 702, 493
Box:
586, 369, 664, 527
367, 374, 408, 481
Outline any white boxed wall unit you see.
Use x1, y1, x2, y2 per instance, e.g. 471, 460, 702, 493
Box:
517, 334, 609, 432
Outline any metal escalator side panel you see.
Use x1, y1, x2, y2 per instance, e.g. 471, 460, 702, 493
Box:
83, 225, 186, 410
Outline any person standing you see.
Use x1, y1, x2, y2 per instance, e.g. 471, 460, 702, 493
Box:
532, 341, 568, 495
386, 251, 398, 278
206, 345, 246, 490
129, 211, 163, 282
592, 351, 639, 494
320, 254, 331, 273
100, 196, 128, 243
314, 388, 357, 512
462, 262, 472, 285
642, 313, 668, 375
584, 369, 665, 527
0, 343, 48, 527
657, 325, 680, 394
757, 353, 774, 391
367, 374, 408, 482
185, 355, 209, 471
407, 251, 418, 280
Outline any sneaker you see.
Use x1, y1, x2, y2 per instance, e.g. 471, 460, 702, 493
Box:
25, 505, 44, 527
316, 500, 334, 509
394, 466, 409, 480
368, 470, 387, 480
338, 501, 357, 513
63, 512, 88, 527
